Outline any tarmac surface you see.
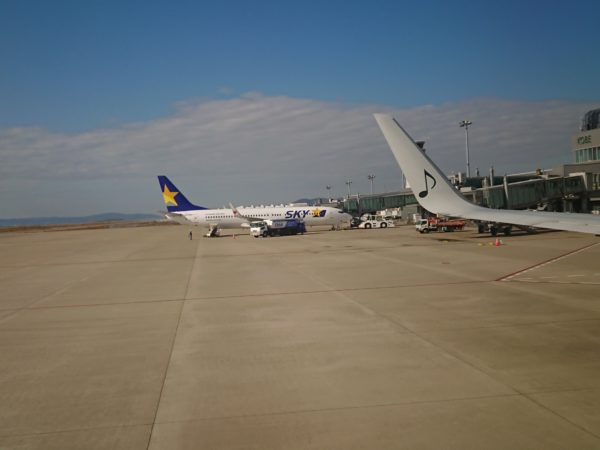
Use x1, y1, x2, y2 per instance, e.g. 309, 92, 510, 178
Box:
1, 224, 600, 449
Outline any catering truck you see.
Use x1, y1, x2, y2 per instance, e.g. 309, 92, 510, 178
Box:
250, 219, 306, 237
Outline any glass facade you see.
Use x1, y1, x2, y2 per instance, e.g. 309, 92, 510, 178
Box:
575, 146, 600, 163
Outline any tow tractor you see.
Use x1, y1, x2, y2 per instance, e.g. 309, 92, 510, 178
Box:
416, 216, 465, 233
358, 215, 395, 229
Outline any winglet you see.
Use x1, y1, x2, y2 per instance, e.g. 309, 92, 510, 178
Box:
229, 202, 243, 218
373, 114, 474, 217
229, 202, 263, 223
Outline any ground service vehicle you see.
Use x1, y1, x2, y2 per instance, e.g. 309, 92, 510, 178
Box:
357, 215, 395, 229
377, 208, 402, 220
250, 219, 306, 237
416, 217, 465, 233
476, 221, 517, 236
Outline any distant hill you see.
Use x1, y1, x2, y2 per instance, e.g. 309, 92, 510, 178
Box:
0, 213, 161, 227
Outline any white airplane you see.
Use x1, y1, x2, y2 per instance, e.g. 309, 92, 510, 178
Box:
158, 175, 352, 236
374, 114, 600, 235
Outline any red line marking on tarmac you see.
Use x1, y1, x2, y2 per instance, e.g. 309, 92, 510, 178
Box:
509, 280, 600, 285
497, 242, 600, 282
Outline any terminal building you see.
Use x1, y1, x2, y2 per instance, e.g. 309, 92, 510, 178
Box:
340, 108, 600, 219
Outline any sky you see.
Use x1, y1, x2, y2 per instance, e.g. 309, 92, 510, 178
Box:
1, 0, 600, 218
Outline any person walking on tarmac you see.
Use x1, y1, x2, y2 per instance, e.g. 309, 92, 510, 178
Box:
189, 230, 193, 240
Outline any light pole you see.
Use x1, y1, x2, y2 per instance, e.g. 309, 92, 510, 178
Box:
345, 179, 352, 198
459, 120, 472, 178
367, 174, 375, 195
326, 185, 331, 201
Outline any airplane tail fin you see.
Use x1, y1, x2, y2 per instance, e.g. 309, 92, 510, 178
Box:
157, 176, 208, 212
373, 114, 475, 217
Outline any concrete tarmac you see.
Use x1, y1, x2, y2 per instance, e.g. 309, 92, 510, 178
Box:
1, 225, 600, 449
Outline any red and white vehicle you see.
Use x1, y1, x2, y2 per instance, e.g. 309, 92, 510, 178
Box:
416, 216, 465, 233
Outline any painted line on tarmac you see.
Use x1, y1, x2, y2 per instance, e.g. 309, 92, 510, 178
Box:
508, 279, 600, 286
498, 242, 600, 282
183, 280, 488, 303
1, 280, 488, 314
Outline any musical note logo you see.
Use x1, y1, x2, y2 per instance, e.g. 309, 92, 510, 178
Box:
418, 170, 437, 198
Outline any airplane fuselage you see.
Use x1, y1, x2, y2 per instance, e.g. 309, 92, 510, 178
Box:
170, 206, 351, 229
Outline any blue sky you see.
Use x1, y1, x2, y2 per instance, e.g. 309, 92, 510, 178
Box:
1, 0, 600, 217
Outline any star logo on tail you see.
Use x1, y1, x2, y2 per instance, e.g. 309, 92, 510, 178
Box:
162, 185, 179, 206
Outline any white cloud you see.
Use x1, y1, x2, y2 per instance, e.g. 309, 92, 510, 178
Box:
0, 94, 596, 217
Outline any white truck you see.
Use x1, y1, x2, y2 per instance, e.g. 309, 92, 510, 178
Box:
250, 219, 306, 237
357, 215, 395, 229
377, 208, 402, 220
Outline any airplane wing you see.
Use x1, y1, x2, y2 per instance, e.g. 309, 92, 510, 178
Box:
373, 114, 600, 235
162, 211, 195, 225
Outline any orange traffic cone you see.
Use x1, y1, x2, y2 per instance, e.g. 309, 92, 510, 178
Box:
494, 238, 501, 246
